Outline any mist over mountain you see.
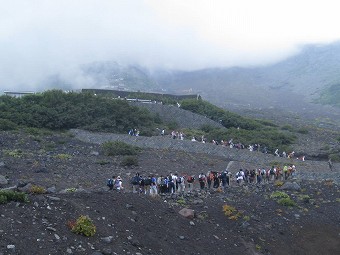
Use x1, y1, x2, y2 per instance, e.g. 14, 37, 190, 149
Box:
23, 41, 340, 128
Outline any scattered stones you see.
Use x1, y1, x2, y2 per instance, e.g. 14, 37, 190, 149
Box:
47, 186, 57, 194
101, 236, 114, 244
179, 208, 195, 219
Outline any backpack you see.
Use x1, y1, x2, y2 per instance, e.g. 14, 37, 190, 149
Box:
177, 177, 183, 184
131, 176, 140, 185
144, 178, 152, 186
270, 168, 275, 174
187, 176, 194, 183
107, 179, 113, 187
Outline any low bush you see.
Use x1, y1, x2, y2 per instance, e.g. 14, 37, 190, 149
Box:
55, 154, 72, 160
29, 185, 46, 194
95, 160, 110, 165
120, 156, 139, 167
296, 127, 309, 134
3, 149, 24, 158
102, 141, 140, 156
270, 191, 289, 199
0, 190, 28, 204
69, 215, 96, 237
277, 197, 296, 207
222, 204, 242, 220
298, 195, 311, 203
0, 118, 17, 131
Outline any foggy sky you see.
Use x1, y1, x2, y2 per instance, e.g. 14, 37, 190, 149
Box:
1, 0, 340, 91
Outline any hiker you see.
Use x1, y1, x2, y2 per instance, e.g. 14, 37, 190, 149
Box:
159, 176, 168, 194
283, 165, 288, 180
198, 173, 206, 190
249, 169, 256, 184
328, 158, 333, 171
107, 176, 115, 190
144, 176, 152, 194
150, 176, 158, 196
269, 166, 276, 181
220, 170, 229, 189
236, 170, 244, 185
177, 175, 185, 193
206, 171, 213, 189
212, 172, 220, 188
131, 173, 141, 193
114, 176, 123, 191
187, 175, 195, 192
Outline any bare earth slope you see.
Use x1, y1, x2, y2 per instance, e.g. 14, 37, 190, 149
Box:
0, 130, 339, 255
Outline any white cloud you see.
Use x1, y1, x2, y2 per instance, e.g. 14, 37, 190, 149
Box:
1, 0, 340, 90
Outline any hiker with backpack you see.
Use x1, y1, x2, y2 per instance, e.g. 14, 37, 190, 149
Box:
150, 175, 158, 196
236, 169, 244, 185
328, 158, 333, 171
213, 172, 220, 188
186, 175, 195, 192
198, 173, 206, 190
130, 173, 141, 193
143, 176, 152, 194
107, 176, 115, 190
114, 176, 123, 192
176, 175, 185, 194
220, 170, 230, 189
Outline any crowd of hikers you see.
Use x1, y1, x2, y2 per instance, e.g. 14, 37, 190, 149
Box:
161, 129, 301, 160
106, 164, 297, 195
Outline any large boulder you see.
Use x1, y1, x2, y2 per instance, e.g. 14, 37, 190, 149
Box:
0, 175, 8, 185
178, 208, 195, 219
280, 182, 301, 191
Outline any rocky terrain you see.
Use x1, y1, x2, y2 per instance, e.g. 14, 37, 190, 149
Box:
0, 127, 339, 255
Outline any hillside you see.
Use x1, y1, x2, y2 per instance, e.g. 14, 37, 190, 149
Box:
0, 90, 339, 255
0, 128, 339, 255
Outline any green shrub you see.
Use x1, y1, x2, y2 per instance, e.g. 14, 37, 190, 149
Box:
281, 125, 294, 132
70, 215, 96, 237
277, 197, 296, 207
0, 118, 17, 131
166, 121, 179, 131
329, 153, 340, 162
3, 149, 24, 158
270, 191, 289, 199
120, 156, 139, 166
55, 154, 72, 160
29, 185, 46, 194
102, 141, 140, 156
0, 194, 7, 204
177, 198, 186, 206
0, 190, 28, 204
296, 127, 309, 134
298, 195, 311, 203
95, 160, 110, 165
